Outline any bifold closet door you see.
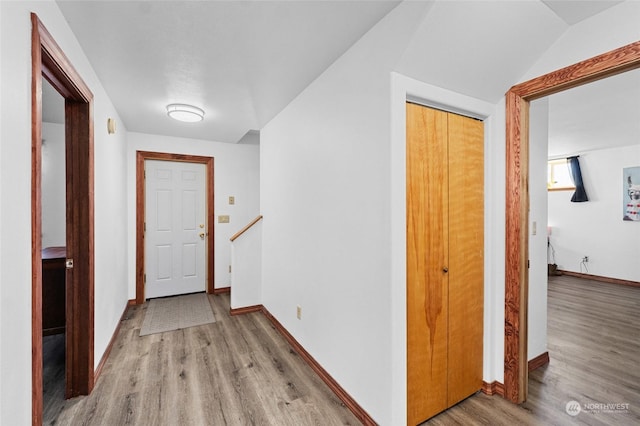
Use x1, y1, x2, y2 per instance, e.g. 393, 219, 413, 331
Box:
407, 105, 449, 425
446, 113, 484, 406
406, 102, 484, 425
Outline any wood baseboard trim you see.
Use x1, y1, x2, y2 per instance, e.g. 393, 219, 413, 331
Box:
480, 353, 548, 398
213, 287, 231, 294
259, 306, 376, 425
229, 305, 262, 316
528, 351, 549, 372
557, 270, 640, 288
94, 301, 129, 383
481, 381, 505, 397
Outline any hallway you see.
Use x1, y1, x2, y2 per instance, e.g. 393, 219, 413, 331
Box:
44, 293, 359, 425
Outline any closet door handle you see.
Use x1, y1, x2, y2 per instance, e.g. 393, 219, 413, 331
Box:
443, 267, 449, 273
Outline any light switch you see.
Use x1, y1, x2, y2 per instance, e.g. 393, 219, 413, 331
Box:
218, 215, 230, 223
532, 221, 537, 235
229, 196, 235, 205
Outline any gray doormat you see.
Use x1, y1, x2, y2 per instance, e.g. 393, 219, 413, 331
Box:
140, 293, 215, 336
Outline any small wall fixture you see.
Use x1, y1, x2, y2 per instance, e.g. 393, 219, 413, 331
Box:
107, 117, 116, 134
166, 103, 205, 122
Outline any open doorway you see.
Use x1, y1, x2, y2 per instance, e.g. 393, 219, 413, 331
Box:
503, 40, 640, 403
522, 69, 640, 421
31, 13, 95, 425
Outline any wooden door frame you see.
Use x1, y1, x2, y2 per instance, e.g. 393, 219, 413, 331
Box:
135, 151, 215, 304
503, 40, 640, 403
31, 13, 95, 425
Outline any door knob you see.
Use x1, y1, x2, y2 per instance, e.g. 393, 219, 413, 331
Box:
443, 267, 449, 273
199, 233, 205, 240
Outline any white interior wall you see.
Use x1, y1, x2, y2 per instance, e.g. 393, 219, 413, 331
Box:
0, 2, 3, 415
230, 220, 262, 309
41, 122, 66, 248
126, 132, 260, 296
261, 3, 431, 424
548, 145, 640, 281
0, 4, 33, 419
94, 108, 129, 365
528, 99, 549, 360
0, 1, 129, 424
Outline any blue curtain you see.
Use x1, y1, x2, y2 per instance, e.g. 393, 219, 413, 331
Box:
568, 156, 588, 202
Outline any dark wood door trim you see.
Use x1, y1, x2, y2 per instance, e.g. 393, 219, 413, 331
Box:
504, 40, 640, 404
135, 151, 215, 304
31, 13, 95, 425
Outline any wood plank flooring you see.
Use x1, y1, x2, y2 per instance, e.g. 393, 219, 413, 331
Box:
421, 275, 640, 425
523, 275, 640, 425
44, 293, 359, 425
43, 333, 66, 422
44, 275, 640, 425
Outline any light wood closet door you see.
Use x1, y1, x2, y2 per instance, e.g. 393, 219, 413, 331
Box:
446, 113, 484, 406
407, 105, 449, 425
406, 103, 483, 425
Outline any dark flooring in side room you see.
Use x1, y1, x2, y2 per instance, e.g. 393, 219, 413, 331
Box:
43, 333, 66, 423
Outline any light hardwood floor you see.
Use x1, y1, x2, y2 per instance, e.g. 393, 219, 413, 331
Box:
422, 275, 640, 425
523, 275, 640, 425
44, 276, 639, 425
44, 293, 360, 425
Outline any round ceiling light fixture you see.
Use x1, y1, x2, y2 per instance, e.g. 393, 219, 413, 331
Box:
166, 103, 205, 122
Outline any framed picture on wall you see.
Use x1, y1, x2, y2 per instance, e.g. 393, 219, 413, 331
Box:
623, 166, 640, 221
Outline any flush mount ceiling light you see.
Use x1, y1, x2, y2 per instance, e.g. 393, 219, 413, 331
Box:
166, 103, 205, 122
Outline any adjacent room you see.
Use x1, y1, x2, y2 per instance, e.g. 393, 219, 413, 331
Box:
523, 66, 640, 425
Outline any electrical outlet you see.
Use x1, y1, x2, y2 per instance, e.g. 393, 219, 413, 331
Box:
583, 256, 589, 263
296, 306, 302, 320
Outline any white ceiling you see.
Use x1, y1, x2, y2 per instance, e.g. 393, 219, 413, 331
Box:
52, 0, 401, 143
545, 68, 640, 158
44, 0, 636, 154
541, 0, 624, 24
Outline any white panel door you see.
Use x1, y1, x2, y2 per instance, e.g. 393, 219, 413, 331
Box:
145, 160, 206, 299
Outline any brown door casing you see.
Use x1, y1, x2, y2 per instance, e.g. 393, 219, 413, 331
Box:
31, 13, 95, 425
503, 40, 640, 403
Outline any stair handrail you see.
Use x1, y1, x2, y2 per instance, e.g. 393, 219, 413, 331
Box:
230, 215, 263, 242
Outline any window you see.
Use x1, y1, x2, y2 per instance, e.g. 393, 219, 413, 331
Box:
547, 159, 575, 191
